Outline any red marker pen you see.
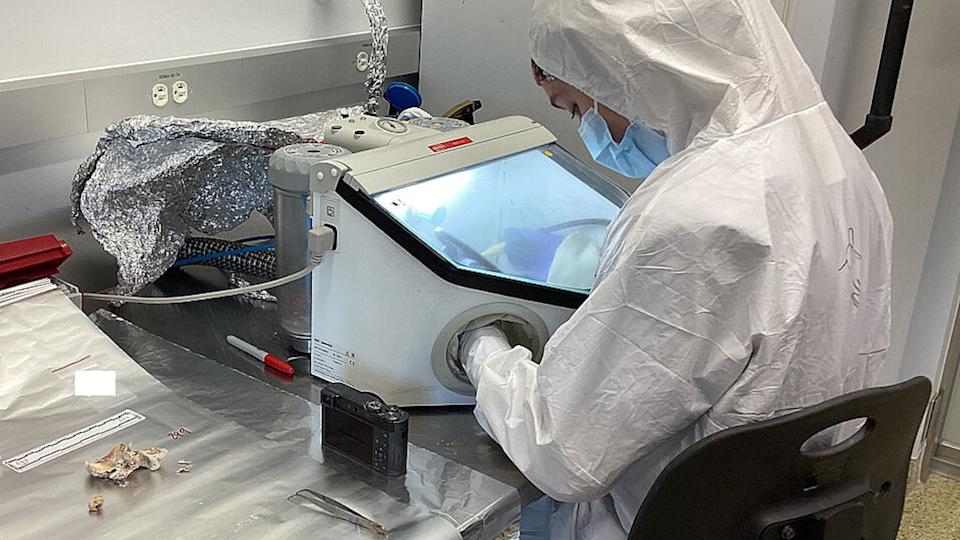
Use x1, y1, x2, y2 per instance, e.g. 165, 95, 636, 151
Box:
226, 335, 295, 376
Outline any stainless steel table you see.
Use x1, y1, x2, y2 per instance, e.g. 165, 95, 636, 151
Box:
101, 266, 541, 505
0, 285, 526, 540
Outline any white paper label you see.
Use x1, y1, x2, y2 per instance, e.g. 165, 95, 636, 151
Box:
2, 409, 145, 473
311, 338, 359, 385
74, 370, 117, 396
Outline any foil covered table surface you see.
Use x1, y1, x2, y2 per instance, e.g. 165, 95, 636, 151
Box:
0, 289, 520, 539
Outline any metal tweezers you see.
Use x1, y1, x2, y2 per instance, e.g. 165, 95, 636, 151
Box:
288, 489, 387, 536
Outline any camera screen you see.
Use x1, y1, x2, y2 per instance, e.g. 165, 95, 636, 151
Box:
325, 408, 374, 464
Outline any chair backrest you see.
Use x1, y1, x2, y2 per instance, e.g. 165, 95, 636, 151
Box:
629, 377, 931, 540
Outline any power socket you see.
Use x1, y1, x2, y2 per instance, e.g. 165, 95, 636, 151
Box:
355, 51, 370, 72
172, 80, 189, 104
151, 83, 169, 107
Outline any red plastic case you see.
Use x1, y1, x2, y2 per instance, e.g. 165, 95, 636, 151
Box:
0, 235, 73, 289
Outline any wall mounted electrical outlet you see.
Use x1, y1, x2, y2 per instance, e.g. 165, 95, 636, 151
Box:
355, 51, 370, 72
151, 83, 169, 107
172, 80, 189, 104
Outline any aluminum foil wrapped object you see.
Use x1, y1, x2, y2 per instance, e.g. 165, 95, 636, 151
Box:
361, 0, 389, 114
71, 110, 360, 294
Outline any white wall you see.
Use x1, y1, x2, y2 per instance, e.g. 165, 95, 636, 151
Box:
901, 115, 960, 392
0, 0, 421, 84
789, 0, 836, 81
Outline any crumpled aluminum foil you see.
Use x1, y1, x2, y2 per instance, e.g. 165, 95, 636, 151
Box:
72, 1, 392, 295
362, 0, 389, 114
228, 273, 278, 304
71, 112, 353, 295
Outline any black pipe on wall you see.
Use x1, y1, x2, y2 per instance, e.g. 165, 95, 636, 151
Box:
851, 0, 915, 149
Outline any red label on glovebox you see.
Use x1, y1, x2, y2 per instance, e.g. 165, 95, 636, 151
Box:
428, 137, 474, 153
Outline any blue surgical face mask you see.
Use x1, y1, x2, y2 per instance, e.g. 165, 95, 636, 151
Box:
577, 103, 670, 179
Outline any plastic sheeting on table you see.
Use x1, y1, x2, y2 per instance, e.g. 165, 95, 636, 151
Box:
0, 290, 519, 539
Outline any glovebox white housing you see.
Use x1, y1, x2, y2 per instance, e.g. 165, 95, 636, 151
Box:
309, 116, 627, 406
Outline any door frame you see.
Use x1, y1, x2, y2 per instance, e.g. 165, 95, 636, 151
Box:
920, 282, 960, 480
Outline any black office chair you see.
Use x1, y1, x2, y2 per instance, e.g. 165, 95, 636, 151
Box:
629, 377, 931, 540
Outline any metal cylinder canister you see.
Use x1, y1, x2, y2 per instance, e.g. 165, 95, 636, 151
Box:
267, 143, 350, 352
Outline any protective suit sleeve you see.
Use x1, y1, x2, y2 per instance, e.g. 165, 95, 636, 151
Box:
469, 215, 767, 502
460, 325, 513, 384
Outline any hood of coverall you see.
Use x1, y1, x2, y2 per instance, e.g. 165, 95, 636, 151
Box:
530, 0, 827, 154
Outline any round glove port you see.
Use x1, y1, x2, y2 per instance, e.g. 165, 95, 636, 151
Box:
431, 303, 549, 396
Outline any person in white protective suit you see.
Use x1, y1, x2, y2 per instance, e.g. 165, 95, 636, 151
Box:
458, 0, 894, 538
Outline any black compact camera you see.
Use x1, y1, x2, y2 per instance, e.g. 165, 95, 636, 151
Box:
320, 383, 409, 476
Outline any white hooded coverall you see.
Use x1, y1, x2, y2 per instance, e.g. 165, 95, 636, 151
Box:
461, 0, 894, 538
